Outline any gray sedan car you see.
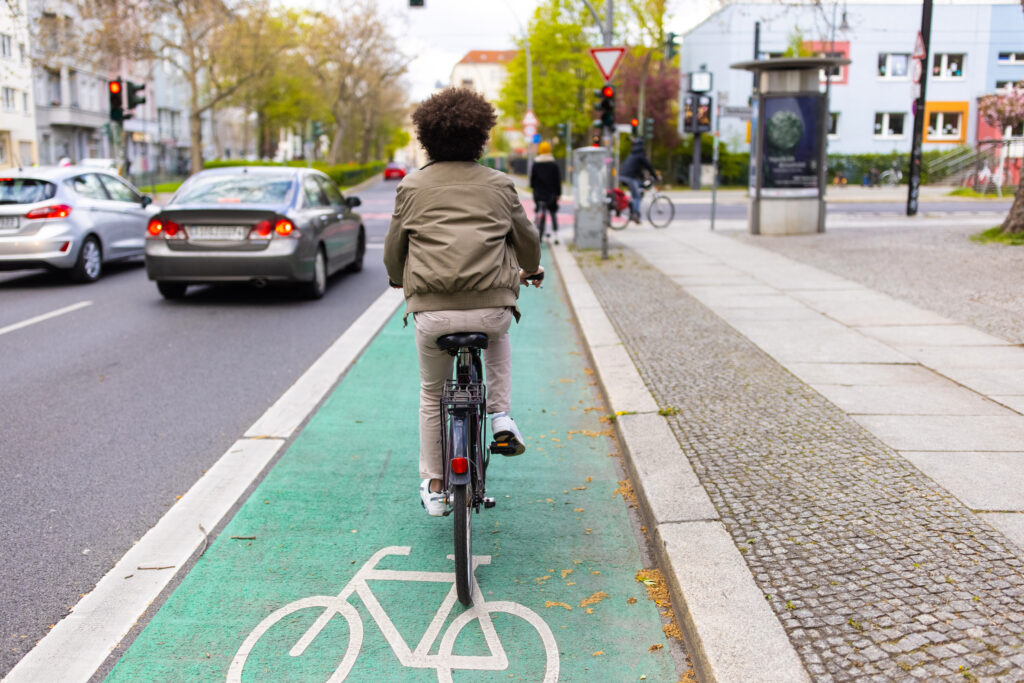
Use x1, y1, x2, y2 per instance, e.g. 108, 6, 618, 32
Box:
144, 166, 364, 300
0, 166, 157, 282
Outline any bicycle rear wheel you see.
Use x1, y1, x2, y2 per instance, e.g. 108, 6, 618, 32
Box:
453, 482, 473, 605
647, 194, 674, 228
608, 208, 629, 230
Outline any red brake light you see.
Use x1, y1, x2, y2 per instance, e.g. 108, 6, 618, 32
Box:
147, 218, 181, 238
451, 457, 468, 474
147, 218, 162, 235
25, 204, 72, 219
274, 219, 294, 236
164, 220, 180, 237
251, 220, 272, 238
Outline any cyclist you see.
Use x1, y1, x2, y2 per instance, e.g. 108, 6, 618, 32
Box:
619, 137, 657, 223
383, 87, 544, 517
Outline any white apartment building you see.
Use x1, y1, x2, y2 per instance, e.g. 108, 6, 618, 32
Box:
449, 50, 517, 102
0, 0, 37, 167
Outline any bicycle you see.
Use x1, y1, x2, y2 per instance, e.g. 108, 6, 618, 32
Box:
438, 270, 544, 606
227, 545, 560, 682
607, 176, 675, 230
880, 162, 903, 187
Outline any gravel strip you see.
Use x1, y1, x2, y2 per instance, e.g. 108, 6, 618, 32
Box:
578, 246, 1024, 682
727, 222, 1024, 344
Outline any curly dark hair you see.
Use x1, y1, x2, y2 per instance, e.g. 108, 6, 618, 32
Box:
412, 88, 497, 162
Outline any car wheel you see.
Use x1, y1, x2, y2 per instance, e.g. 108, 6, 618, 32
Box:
69, 236, 102, 283
157, 282, 188, 300
348, 228, 365, 273
302, 246, 327, 300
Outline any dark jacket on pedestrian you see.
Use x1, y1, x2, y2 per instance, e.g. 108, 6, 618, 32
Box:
620, 146, 656, 180
529, 154, 562, 203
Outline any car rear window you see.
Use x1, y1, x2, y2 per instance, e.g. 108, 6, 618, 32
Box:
0, 178, 57, 204
172, 173, 295, 206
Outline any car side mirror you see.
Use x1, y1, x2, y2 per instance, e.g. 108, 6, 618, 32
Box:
141, 195, 153, 208
345, 196, 361, 208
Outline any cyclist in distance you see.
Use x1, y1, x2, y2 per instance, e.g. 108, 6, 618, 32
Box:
384, 87, 544, 517
619, 137, 657, 223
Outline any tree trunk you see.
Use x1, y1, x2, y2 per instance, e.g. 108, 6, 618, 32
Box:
1002, 172, 1024, 234
329, 123, 346, 165
189, 110, 203, 175
359, 113, 375, 164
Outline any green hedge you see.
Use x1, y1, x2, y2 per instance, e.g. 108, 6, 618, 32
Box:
202, 159, 385, 188
825, 151, 949, 186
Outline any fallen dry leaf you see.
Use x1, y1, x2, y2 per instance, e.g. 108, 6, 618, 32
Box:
592, 651, 604, 656
536, 575, 552, 583
573, 486, 587, 491
650, 644, 664, 652
585, 476, 593, 483
545, 601, 572, 610
580, 591, 609, 608
574, 508, 585, 513
585, 608, 594, 614
561, 569, 573, 579
627, 597, 638, 605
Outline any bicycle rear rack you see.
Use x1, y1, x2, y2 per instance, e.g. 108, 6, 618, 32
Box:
442, 379, 484, 413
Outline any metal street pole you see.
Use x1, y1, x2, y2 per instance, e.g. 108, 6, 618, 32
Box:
526, 36, 534, 180
907, 0, 933, 216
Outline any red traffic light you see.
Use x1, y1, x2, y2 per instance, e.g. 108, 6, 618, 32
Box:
630, 118, 639, 127
109, 80, 121, 94
601, 85, 614, 98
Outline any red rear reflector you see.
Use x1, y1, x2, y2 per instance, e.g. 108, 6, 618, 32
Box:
147, 219, 162, 235
451, 457, 469, 474
164, 220, 180, 237
251, 220, 272, 238
25, 204, 71, 220
59, 241, 71, 253
274, 219, 294, 236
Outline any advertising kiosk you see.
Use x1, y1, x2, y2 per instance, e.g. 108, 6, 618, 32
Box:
730, 57, 850, 235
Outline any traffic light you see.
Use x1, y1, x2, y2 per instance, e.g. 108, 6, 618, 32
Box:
409, 0, 424, 6
312, 120, 324, 138
595, 84, 615, 130
630, 117, 639, 136
667, 32, 678, 60
108, 79, 124, 122
126, 81, 145, 110
645, 117, 655, 141
556, 122, 568, 140
591, 131, 601, 147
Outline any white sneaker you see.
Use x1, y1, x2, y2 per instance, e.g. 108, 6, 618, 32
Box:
490, 412, 526, 456
420, 478, 446, 517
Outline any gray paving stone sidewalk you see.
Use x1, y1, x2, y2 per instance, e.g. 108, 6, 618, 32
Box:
577, 247, 1024, 681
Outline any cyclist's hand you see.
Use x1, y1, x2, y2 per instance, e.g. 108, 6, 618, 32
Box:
520, 266, 545, 287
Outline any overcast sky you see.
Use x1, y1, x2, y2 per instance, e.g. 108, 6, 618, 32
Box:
308, 0, 710, 102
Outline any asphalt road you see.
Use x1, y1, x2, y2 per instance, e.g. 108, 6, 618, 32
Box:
0, 178, 401, 676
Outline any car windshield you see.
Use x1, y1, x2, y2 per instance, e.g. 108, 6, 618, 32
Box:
0, 178, 57, 205
172, 173, 295, 206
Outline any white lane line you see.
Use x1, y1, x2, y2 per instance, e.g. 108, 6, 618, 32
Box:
3, 287, 405, 683
0, 301, 92, 337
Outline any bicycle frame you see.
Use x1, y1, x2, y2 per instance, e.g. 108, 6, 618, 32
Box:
440, 347, 487, 508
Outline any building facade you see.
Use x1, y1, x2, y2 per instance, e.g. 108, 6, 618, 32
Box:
449, 50, 517, 102
679, 0, 1024, 154
0, 0, 37, 167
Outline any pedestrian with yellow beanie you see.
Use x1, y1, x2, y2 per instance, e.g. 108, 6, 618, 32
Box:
529, 140, 562, 244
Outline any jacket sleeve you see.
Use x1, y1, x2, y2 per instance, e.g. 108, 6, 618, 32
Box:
383, 186, 409, 286
507, 183, 540, 273
642, 155, 657, 177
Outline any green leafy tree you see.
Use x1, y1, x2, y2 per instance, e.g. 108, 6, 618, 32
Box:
498, 0, 605, 152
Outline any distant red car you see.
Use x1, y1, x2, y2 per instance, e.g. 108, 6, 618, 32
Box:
383, 162, 407, 180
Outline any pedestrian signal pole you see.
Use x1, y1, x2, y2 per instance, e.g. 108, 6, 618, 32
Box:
907, 0, 932, 216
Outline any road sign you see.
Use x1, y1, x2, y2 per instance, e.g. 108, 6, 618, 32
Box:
532, 133, 542, 144
588, 47, 626, 82
721, 105, 753, 120
524, 124, 537, 138
522, 110, 538, 127
911, 58, 923, 84
912, 31, 926, 59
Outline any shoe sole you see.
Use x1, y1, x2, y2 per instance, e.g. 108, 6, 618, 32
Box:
492, 430, 526, 456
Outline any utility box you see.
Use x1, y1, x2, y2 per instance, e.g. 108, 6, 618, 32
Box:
572, 147, 610, 249
731, 57, 849, 235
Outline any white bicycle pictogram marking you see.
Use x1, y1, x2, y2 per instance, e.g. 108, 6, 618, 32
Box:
227, 546, 560, 682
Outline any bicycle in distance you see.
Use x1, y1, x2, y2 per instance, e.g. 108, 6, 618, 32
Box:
606, 176, 675, 230
439, 270, 545, 605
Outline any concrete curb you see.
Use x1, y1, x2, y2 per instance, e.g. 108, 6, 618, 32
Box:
550, 242, 809, 683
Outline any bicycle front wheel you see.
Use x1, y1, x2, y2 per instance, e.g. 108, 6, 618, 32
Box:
647, 194, 674, 228
453, 482, 473, 605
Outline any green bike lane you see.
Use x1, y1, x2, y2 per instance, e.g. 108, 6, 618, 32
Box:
105, 255, 682, 682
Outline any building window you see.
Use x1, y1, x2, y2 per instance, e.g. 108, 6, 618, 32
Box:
2, 88, 16, 111
22, 92, 28, 113
1007, 122, 1024, 138
997, 51, 1024, 64
18, 42, 25, 63
878, 53, 910, 79
927, 111, 962, 140
0, 34, 11, 59
932, 53, 964, 79
46, 70, 60, 106
996, 80, 1022, 90
828, 112, 839, 136
874, 112, 906, 138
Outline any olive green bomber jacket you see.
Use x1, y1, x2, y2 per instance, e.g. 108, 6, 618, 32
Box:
383, 161, 541, 320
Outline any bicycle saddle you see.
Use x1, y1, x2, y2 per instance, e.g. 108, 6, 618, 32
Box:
437, 332, 489, 354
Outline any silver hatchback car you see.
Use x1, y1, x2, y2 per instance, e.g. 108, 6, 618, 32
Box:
0, 166, 158, 282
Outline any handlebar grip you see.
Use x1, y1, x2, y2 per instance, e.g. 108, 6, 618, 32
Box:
525, 271, 545, 283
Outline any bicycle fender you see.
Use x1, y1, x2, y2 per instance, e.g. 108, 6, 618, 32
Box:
449, 469, 471, 486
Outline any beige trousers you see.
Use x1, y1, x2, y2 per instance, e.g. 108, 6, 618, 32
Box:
413, 307, 513, 480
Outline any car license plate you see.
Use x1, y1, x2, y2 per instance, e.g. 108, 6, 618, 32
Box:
188, 225, 248, 240
0, 216, 19, 231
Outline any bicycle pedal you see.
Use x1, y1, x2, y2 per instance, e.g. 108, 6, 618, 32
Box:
483, 497, 496, 508
489, 441, 517, 455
